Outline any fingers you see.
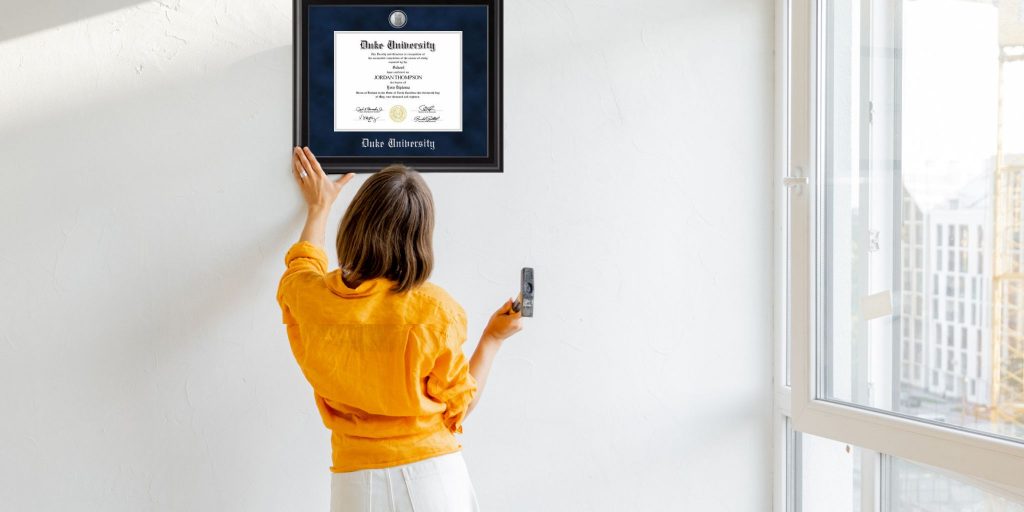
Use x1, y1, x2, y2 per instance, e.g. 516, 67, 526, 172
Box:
483, 297, 525, 343
507, 297, 523, 319
292, 147, 308, 177
302, 146, 326, 177
495, 298, 514, 316
291, 152, 306, 184
295, 146, 314, 177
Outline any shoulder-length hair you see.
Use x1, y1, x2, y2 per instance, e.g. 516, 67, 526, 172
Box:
335, 164, 435, 293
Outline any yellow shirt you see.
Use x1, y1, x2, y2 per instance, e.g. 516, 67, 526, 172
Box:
276, 241, 477, 473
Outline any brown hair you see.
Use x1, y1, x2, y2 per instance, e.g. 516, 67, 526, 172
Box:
335, 164, 435, 293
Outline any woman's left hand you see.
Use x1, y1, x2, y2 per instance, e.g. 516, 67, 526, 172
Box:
292, 146, 356, 212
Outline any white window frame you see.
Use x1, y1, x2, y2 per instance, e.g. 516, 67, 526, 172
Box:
772, 1, 794, 510
781, 0, 1024, 498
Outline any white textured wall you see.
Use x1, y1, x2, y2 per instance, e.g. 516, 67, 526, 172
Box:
0, 1, 774, 510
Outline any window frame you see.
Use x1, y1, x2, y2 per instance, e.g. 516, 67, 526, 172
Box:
783, 0, 1024, 494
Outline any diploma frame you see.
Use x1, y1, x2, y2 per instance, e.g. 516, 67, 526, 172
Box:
294, 0, 503, 173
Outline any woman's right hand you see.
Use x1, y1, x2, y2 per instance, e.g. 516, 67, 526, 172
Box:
292, 146, 355, 213
482, 299, 523, 343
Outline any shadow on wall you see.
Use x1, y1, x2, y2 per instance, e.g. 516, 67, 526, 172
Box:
0, 45, 320, 510
0, 0, 150, 42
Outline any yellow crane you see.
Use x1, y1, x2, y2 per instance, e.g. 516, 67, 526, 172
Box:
990, 0, 1024, 433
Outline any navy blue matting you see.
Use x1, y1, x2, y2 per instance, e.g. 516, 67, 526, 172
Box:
307, 5, 489, 158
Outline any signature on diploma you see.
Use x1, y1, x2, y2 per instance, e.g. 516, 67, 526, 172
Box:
413, 115, 441, 123
358, 114, 380, 123
417, 105, 438, 113
355, 106, 383, 113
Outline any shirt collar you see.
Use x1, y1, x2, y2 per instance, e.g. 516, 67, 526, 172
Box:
325, 271, 394, 298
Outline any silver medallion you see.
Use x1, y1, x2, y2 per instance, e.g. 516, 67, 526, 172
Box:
388, 10, 408, 29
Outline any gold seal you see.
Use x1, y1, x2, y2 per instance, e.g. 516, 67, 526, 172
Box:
389, 105, 407, 123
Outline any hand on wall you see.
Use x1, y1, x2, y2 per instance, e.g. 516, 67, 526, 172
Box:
292, 146, 356, 212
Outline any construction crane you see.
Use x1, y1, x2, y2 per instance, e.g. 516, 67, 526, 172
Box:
990, 0, 1024, 434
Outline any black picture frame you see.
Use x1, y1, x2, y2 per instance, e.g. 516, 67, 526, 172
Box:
294, 0, 503, 173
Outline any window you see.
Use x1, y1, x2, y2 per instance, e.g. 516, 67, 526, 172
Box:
811, 0, 1024, 440
792, 430, 863, 511
889, 457, 1024, 511
782, 0, 1024, 499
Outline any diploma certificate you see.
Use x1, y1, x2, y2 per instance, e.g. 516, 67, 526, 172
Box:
297, 1, 501, 172
333, 31, 463, 132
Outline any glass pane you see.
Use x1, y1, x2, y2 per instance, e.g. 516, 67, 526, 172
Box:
821, 0, 1024, 442
889, 456, 1024, 511
795, 431, 862, 512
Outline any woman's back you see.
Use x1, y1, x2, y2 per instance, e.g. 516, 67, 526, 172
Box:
277, 240, 477, 472
281, 148, 523, 511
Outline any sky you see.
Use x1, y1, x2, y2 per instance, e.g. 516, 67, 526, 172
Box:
901, 0, 1024, 212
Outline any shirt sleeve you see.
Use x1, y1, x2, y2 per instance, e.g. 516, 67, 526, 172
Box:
276, 241, 329, 325
425, 308, 478, 435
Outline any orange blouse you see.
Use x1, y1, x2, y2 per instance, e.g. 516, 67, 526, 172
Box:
276, 241, 477, 473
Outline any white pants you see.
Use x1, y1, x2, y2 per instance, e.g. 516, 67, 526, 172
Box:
330, 451, 481, 512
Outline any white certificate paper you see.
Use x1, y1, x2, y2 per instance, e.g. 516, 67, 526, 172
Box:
333, 31, 463, 132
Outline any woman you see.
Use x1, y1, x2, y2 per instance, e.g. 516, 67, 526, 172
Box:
277, 147, 523, 511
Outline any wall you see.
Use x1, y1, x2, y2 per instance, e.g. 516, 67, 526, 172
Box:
0, 0, 773, 510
